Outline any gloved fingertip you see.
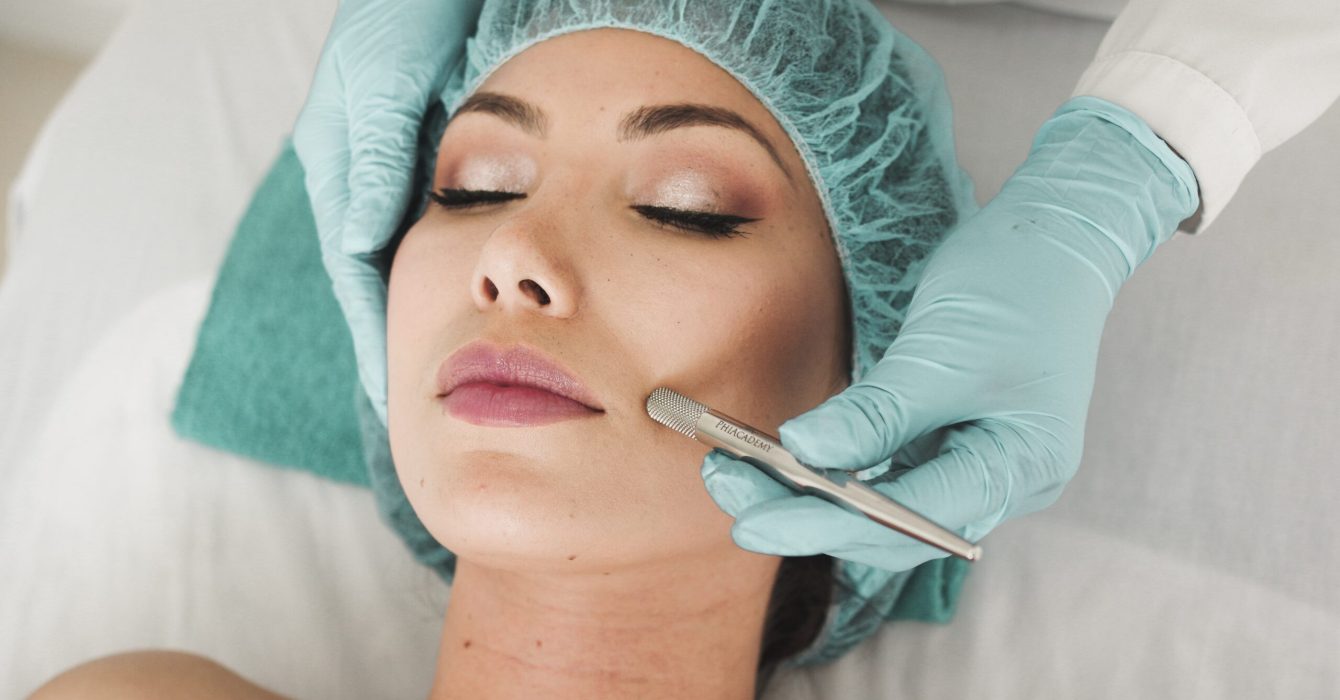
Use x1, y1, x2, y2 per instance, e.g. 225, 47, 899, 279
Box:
701, 453, 797, 518
778, 399, 869, 468
776, 409, 827, 462
700, 449, 731, 479
730, 522, 789, 556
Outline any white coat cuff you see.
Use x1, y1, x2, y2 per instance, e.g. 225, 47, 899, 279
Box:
1073, 50, 1261, 234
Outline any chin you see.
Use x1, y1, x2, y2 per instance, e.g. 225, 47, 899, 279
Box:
402, 457, 634, 574
427, 511, 646, 576
396, 440, 740, 574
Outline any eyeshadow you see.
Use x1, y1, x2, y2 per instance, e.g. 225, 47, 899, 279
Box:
649, 171, 726, 212
446, 153, 537, 192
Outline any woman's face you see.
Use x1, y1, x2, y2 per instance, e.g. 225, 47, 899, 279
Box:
386, 28, 849, 574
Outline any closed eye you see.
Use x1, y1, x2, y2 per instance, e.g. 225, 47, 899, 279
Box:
630, 205, 756, 239
428, 188, 523, 208
428, 188, 756, 239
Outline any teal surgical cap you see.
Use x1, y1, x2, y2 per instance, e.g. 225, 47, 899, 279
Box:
359, 0, 980, 671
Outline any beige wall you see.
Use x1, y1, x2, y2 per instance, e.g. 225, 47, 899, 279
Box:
0, 0, 132, 57
0, 39, 88, 286
0, 0, 126, 286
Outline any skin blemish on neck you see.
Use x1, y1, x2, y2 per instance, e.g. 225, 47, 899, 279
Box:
463, 640, 472, 649
567, 554, 577, 560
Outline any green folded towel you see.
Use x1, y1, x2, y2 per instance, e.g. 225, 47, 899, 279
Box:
171, 143, 367, 487
171, 141, 965, 621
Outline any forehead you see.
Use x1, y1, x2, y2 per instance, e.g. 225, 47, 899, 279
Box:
474, 28, 800, 158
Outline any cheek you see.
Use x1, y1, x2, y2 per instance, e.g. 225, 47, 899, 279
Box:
388, 221, 481, 318
386, 222, 477, 410
715, 266, 845, 429
616, 223, 847, 436
389, 219, 479, 300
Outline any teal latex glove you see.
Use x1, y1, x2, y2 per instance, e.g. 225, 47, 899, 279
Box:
702, 96, 1200, 572
293, 0, 485, 427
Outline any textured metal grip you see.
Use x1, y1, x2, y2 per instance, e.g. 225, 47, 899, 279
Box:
646, 387, 708, 439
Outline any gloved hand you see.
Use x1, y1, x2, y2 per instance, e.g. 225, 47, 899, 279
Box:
702, 96, 1200, 572
294, 0, 485, 426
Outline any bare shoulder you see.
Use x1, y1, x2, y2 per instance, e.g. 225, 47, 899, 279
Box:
28, 649, 291, 700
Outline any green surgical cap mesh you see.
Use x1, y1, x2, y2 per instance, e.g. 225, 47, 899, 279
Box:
363, 0, 979, 671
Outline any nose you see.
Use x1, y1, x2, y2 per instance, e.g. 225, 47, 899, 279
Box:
470, 219, 579, 317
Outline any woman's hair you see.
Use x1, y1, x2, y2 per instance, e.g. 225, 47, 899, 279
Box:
758, 554, 835, 690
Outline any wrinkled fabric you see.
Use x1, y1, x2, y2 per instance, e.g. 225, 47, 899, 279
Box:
363, 0, 978, 669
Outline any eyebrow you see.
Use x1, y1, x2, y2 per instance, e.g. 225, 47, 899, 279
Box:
452, 90, 795, 182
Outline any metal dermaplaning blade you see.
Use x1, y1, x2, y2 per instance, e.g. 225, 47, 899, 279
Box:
645, 386, 982, 561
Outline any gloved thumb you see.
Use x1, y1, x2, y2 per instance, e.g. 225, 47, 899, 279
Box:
778, 339, 964, 471
879, 420, 1067, 543
778, 388, 906, 472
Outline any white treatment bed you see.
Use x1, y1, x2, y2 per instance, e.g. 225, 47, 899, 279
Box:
2, 0, 1337, 697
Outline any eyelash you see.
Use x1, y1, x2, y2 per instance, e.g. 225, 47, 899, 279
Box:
427, 188, 756, 239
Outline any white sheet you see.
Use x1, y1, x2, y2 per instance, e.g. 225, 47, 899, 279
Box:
0, 276, 445, 699
2, 0, 1337, 697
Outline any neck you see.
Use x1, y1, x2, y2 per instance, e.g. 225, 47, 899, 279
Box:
428, 546, 781, 700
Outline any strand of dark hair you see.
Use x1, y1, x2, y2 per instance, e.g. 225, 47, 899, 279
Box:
755, 554, 836, 697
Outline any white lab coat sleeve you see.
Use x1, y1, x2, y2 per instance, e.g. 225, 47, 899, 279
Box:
1072, 0, 1340, 233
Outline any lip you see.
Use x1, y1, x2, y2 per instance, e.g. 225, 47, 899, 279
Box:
435, 340, 605, 427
